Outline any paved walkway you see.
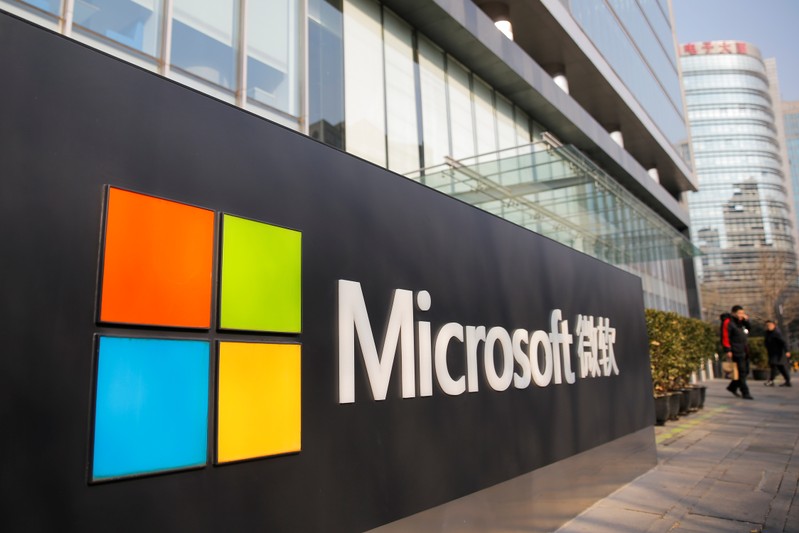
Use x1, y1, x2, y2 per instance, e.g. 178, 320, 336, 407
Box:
558, 376, 799, 533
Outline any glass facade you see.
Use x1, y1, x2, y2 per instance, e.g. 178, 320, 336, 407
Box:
784, 102, 799, 235
4, 0, 302, 125
339, 0, 535, 175
308, 0, 344, 148
566, 0, 688, 152
681, 43, 798, 320
171, 0, 239, 90
73, 0, 163, 57
1, 0, 696, 315
246, 0, 300, 115
342, 0, 386, 166
408, 144, 694, 314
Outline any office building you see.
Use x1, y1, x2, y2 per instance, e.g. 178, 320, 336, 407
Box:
784, 101, 799, 234
0, 3, 697, 529
680, 41, 798, 321
1, 0, 698, 315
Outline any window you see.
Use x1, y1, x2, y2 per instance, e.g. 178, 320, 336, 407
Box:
447, 59, 475, 160
171, 0, 239, 90
384, 10, 419, 174
73, 0, 162, 57
20, 0, 59, 15
418, 37, 449, 169
246, 0, 299, 116
309, 0, 345, 148
343, 0, 386, 166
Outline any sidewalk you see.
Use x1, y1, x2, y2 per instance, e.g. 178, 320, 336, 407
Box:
557, 377, 799, 533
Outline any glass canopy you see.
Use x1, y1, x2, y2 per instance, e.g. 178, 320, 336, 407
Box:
405, 141, 698, 268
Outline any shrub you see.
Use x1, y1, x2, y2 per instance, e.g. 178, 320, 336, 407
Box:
747, 337, 768, 369
645, 309, 716, 394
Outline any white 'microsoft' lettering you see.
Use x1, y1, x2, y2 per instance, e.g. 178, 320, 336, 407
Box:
338, 280, 414, 403
338, 280, 619, 403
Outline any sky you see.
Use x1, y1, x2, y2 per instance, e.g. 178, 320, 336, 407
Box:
672, 0, 799, 102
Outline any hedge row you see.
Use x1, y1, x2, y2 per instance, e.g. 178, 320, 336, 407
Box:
645, 309, 716, 394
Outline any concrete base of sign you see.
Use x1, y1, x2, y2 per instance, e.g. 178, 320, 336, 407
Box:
367, 427, 657, 532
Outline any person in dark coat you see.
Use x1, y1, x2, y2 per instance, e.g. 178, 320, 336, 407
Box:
724, 305, 753, 399
764, 320, 791, 387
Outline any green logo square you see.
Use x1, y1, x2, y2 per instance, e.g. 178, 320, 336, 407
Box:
219, 214, 301, 333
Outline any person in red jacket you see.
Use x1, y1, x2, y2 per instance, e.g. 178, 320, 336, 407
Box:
720, 312, 731, 359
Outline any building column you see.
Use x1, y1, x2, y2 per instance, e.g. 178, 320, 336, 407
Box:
476, 1, 513, 40
610, 130, 624, 148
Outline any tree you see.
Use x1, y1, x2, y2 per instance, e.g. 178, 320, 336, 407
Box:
756, 250, 799, 348
697, 250, 799, 348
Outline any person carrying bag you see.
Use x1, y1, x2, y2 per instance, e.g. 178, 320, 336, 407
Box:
723, 305, 753, 400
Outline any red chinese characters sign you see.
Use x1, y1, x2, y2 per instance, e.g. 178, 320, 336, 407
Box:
681, 40, 751, 56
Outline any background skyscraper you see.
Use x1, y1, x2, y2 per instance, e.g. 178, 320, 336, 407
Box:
784, 101, 799, 235
680, 41, 799, 331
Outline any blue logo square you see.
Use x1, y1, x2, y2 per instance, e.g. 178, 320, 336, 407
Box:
92, 337, 210, 480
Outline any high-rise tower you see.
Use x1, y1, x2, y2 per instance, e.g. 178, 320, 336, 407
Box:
681, 41, 798, 322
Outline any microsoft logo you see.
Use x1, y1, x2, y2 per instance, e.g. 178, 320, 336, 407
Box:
91, 187, 301, 482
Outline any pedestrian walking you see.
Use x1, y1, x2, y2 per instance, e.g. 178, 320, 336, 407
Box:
723, 305, 754, 399
764, 320, 792, 387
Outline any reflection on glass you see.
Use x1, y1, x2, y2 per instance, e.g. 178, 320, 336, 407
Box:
384, 10, 419, 174
473, 77, 497, 161
638, 0, 673, 54
496, 95, 520, 185
418, 37, 449, 169
447, 60, 475, 160
247, 0, 299, 116
73, 0, 162, 56
21, 0, 60, 15
309, 0, 344, 148
514, 108, 531, 146
405, 143, 693, 315
343, 0, 385, 166
606, 0, 680, 107
568, 0, 686, 146
496, 96, 516, 150
171, 0, 238, 89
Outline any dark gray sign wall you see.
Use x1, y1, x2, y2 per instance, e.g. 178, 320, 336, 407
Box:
0, 11, 654, 532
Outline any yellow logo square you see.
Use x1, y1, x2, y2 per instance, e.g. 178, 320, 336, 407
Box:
217, 341, 302, 463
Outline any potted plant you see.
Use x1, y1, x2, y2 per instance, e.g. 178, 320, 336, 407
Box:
647, 309, 692, 420
653, 392, 670, 425
748, 337, 770, 380
685, 317, 714, 410
646, 309, 675, 423
647, 310, 716, 421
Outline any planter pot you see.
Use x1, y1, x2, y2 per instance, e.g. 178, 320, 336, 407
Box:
697, 385, 707, 409
678, 389, 691, 415
752, 368, 770, 381
668, 392, 681, 420
687, 387, 700, 412
654, 395, 669, 426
